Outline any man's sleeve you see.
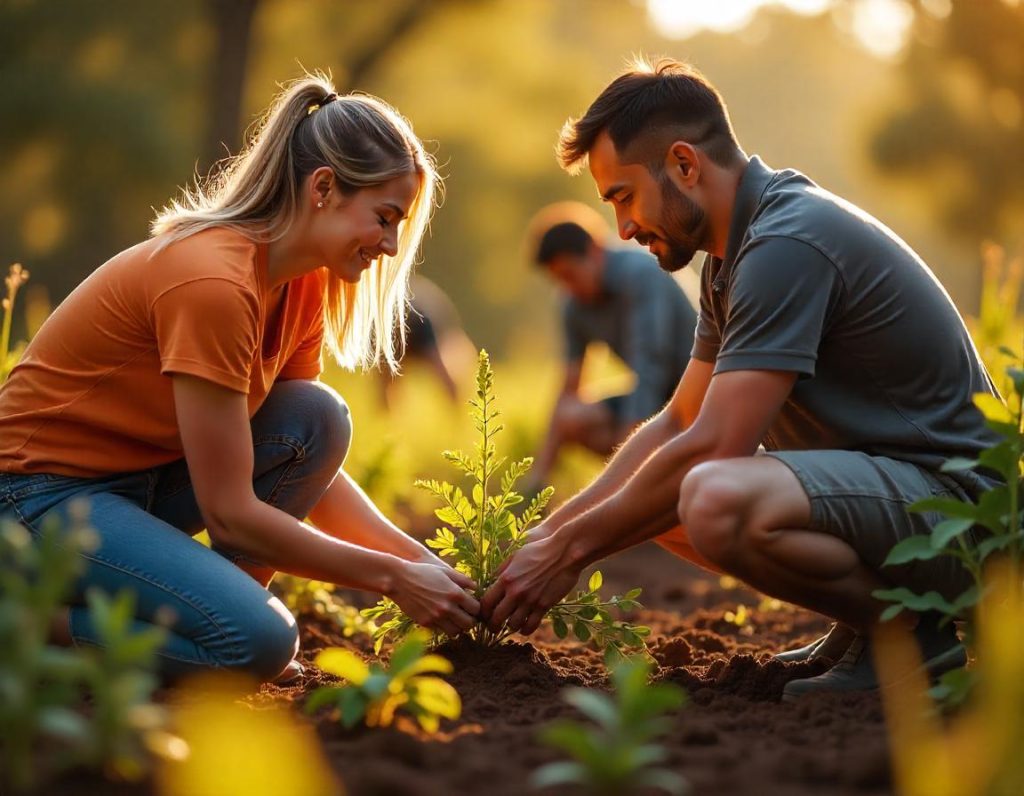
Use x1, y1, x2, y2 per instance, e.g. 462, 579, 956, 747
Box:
152, 278, 260, 393
716, 236, 843, 376
620, 278, 683, 423
692, 253, 721, 363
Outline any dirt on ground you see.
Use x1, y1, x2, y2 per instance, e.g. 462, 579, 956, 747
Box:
52, 543, 896, 796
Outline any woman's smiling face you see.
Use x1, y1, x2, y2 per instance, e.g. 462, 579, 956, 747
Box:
311, 170, 420, 283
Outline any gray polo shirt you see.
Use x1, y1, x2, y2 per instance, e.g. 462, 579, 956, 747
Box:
563, 248, 697, 424
694, 156, 1001, 496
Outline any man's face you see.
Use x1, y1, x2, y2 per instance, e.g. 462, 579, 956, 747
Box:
588, 131, 708, 272
545, 251, 602, 303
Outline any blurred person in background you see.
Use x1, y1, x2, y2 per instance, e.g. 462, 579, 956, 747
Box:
484, 57, 1001, 700
525, 202, 696, 491
378, 274, 475, 409
0, 74, 479, 685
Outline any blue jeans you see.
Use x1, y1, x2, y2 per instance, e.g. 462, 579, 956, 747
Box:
0, 380, 352, 682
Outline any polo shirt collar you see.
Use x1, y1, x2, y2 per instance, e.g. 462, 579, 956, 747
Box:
722, 155, 775, 269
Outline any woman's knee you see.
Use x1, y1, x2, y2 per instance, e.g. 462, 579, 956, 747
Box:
227, 595, 299, 682
266, 380, 353, 469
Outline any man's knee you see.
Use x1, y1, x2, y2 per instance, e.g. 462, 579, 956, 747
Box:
678, 461, 751, 565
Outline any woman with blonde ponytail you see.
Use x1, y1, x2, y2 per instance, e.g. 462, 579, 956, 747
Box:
0, 74, 478, 683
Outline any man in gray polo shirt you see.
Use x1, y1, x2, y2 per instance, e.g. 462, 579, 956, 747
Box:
527, 203, 697, 489
482, 58, 1001, 698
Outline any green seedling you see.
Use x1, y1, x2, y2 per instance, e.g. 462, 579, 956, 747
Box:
1, 263, 30, 383
273, 574, 378, 639
874, 354, 1024, 703
305, 632, 460, 733
75, 588, 172, 780
363, 350, 650, 662
533, 657, 688, 795
0, 503, 172, 790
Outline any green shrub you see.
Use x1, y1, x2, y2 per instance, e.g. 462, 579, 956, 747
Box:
305, 632, 459, 733
532, 657, 687, 795
875, 354, 1024, 703
0, 504, 172, 789
363, 350, 650, 662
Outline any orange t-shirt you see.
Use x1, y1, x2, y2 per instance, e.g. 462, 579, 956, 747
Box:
0, 227, 325, 477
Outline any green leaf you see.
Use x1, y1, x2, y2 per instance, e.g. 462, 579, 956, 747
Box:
39, 707, 91, 742
530, 761, 589, 788
940, 457, 979, 473
388, 635, 428, 673
636, 768, 688, 795
872, 587, 955, 616
304, 686, 343, 714
339, 689, 368, 728
883, 535, 941, 566
878, 603, 905, 622
573, 621, 591, 642
588, 570, 603, 592
930, 517, 976, 549
909, 496, 982, 520
552, 616, 569, 639
564, 688, 618, 727
977, 534, 1014, 561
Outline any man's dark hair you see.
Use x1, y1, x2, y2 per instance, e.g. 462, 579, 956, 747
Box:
534, 222, 595, 266
557, 57, 740, 175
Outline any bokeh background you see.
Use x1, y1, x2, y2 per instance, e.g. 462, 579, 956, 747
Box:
2, 0, 1022, 514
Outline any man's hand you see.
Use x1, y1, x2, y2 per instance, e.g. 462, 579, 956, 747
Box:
480, 532, 582, 636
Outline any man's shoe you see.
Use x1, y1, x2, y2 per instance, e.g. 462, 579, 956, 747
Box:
773, 622, 857, 664
782, 612, 966, 701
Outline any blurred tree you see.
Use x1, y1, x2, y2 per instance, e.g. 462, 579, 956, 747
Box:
870, 0, 1024, 247
0, 0, 205, 300
204, 0, 260, 169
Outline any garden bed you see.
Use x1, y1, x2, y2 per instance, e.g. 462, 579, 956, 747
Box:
57, 542, 895, 796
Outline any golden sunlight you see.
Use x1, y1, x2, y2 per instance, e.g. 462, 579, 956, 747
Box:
646, 0, 915, 60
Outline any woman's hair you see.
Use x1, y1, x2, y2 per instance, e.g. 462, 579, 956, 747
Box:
151, 72, 439, 372
557, 57, 740, 175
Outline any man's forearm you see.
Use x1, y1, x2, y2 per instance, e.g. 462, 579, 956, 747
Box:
544, 409, 680, 532
558, 429, 715, 567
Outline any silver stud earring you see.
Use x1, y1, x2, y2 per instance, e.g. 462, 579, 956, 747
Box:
317, 201, 324, 209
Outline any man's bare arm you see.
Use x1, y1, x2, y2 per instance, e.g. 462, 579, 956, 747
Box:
542, 357, 713, 533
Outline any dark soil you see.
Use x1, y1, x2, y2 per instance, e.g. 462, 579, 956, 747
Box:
49, 543, 895, 796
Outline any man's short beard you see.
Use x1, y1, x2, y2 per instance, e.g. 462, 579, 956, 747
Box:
655, 172, 706, 273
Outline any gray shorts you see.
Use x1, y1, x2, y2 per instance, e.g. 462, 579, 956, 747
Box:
766, 450, 982, 600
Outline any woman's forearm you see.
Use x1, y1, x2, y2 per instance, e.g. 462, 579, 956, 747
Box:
307, 470, 431, 561
209, 496, 408, 594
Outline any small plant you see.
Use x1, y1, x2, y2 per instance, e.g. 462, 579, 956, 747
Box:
305, 632, 460, 733
0, 504, 174, 790
876, 561, 1024, 796
273, 574, 378, 639
1, 262, 30, 382
873, 354, 1024, 703
364, 350, 650, 661
532, 657, 688, 796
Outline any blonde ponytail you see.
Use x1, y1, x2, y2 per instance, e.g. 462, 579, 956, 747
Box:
152, 71, 439, 372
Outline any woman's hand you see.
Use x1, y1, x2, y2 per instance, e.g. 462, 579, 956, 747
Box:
388, 559, 480, 638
